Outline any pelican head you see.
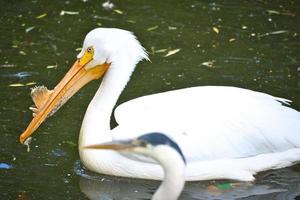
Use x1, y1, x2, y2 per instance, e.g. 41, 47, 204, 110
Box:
77, 28, 149, 70
19, 28, 148, 144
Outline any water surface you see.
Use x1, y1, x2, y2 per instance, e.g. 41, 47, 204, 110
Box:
1, 0, 300, 199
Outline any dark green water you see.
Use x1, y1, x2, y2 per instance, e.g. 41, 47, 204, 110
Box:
1, 0, 300, 199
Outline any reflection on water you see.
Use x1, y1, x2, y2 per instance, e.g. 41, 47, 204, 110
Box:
1, 0, 300, 199
76, 161, 300, 200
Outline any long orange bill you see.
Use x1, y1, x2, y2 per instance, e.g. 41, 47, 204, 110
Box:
19, 59, 110, 144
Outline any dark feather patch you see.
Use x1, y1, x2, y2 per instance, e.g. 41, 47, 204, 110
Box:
137, 132, 186, 164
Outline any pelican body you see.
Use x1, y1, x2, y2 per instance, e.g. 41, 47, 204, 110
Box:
20, 28, 300, 181
85, 132, 186, 200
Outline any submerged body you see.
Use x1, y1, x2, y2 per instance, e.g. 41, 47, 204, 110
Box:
20, 28, 300, 181
79, 84, 300, 181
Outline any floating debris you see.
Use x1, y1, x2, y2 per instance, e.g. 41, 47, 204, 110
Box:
60, 10, 79, 16
1, 71, 37, 79
267, 9, 296, 16
126, 20, 136, 24
9, 82, 36, 87
102, 0, 114, 10
30, 85, 53, 116
0, 64, 16, 68
75, 47, 82, 52
168, 26, 177, 30
207, 182, 253, 193
164, 49, 181, 57
9, 83, 25, 87
154, 49, 168, 53
97, 22, 102, 26
113, 9, 123, 14
150, 47, 168, 54
242, 25, 248, 30
201, 60, 215, 68
266, 10, 280, 15
25, 26, 35, 33
24, 137, 32, 152
36, 13, 47, 19
257, 30, 288, 38
26, 82, 36, 86
229, 38, 236, 42
19, 50, 27, 55
147, 25, 159, 31
46, 64, 58, 69
212, 27, 219, 34
0, 163, 13, 169
62, 140, 77, 147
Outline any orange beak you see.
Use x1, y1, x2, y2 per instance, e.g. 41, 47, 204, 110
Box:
19, 59, 110, 144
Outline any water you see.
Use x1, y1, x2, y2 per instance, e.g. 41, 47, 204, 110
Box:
1, 0, 300, 199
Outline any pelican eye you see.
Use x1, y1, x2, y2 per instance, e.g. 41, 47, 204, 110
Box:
79, 46, 94, 66
86, 46, 93, 54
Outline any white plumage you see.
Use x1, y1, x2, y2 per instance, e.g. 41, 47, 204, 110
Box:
74, 28, 300, 181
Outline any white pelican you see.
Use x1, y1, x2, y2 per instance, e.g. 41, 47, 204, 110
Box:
20, 28, 300, 181
85, 132, 186, 200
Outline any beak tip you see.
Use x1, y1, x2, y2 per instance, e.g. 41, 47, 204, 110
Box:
19, 136, 25, 144
19, 132, 29, 144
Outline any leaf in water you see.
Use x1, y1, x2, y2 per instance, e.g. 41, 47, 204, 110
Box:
62, 141, 77, 147
25, 26, 35, 33
36, 13, 47, 19
0, 64, 16, 68
126, 20, 136, 24
229, 38, 236, 42
212, 27, 219, 34
155, 49, 168, 53
75, 47, 82, 52
201, 60, 215, 68
19, 50, 27, 55
60, 10, 79, 16
168, 26, 177, 30
164, 48, 181, 57
46, 64, 58, 69
242, 25, 248, 30
266, 10, 280, 15
26, 82, 36, 86
9, 83, 25, 87
258, 30, 288, 38
147, 25, 159, 31
97, 22, 102, 26
113, 9, 123, 14
269, 30, 288, 35
102, 0, 114, 10
0, 163, 13, 169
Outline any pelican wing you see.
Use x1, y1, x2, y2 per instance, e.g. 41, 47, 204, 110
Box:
114, 86, 300, 162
